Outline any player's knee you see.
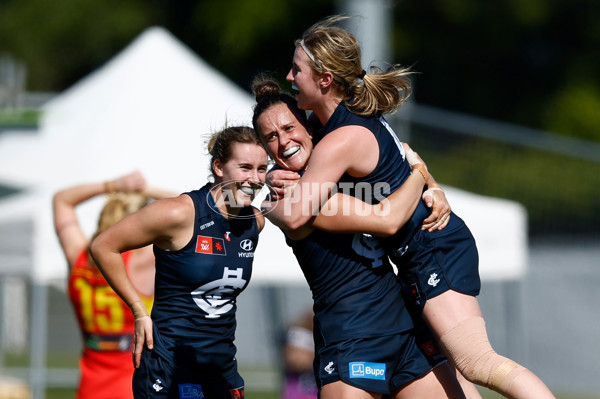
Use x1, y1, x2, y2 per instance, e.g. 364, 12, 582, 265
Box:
464, 355, 528, 392
456, 348, 506, 387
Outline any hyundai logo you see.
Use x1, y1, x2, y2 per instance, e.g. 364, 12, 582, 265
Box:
240, 239, 253, 251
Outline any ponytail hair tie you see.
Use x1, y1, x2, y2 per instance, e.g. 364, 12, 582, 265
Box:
358, 70, 366, 79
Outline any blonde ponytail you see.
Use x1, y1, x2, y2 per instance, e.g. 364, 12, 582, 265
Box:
298, 15, 414, 116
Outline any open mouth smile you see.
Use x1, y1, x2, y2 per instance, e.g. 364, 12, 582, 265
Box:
283, 146, 300, 158
239, 182, 263, 196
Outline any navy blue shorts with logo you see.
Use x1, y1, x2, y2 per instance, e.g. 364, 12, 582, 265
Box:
391, 215, 481, 312
314, 324, 446, 395
132, 347, 244, 399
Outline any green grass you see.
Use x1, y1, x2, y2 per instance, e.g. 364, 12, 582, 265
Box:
6, 353, 598, 399
43, 387, 599, 399
0, 108, 40, 126
45, 388, 279, 399
46, 388, 76, 399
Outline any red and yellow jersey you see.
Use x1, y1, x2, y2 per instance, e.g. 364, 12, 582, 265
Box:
68, 249, 153, 399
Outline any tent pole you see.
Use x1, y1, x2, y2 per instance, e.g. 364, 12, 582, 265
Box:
0, 278, 5, 370
29, 281, 48, 399
261, 284, 286, 391
505, 279, 528, 365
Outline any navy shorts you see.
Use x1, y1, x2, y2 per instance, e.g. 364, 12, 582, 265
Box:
391, 215, 481, 312
132, 347, 244, 399
314, 325, 447, 395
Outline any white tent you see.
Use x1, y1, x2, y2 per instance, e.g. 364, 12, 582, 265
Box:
0, 26, 305, 399
0, 25, 528, 285
0, 26, 527, 398
0, 26, 305, 285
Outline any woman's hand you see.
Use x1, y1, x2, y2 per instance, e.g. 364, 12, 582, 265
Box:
132, 315, 153, 368
130, 300, 153, 368
402, 143, 451, 231
422, 188, 451, 231
114, 170, 147, 193
266, 169, 301, 200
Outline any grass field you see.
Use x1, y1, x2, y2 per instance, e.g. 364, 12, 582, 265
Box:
5, 362, 599, 399
6, 353, 599, 399
43, 387, 600, 399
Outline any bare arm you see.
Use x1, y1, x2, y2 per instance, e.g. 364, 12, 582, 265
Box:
89, 194, 194, 367
312, 166, 427, 235
53, 170, 147, 268
142, 185, 179, 200
264, 125, 379, 231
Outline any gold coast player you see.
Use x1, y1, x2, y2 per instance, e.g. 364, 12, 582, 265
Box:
53, 170, 173, 399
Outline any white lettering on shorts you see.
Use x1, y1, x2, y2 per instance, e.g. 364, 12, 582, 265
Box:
349, 362, 386, 380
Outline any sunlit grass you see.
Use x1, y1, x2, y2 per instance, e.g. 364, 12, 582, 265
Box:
0, 108, 40, 126
6, 351, 598, 399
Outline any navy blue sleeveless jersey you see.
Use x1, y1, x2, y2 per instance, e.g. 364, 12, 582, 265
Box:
320, 103, 410, 201
320, 103, 466, 247
150, 182, 258, 369
283, 165, 414, 346
319, 104, 480, 312
286, 231, 414, 346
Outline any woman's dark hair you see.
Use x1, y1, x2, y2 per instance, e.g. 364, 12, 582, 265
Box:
251, 74, 309, 141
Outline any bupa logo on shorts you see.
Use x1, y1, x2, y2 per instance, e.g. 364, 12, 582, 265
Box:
195, 235, 226, 255
179, 383, 205, 398
349, 362, 386, 380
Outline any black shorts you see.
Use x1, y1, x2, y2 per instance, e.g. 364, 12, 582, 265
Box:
132, 347, 244, 399
392, 219, 481, 311
314, 326, 446, 395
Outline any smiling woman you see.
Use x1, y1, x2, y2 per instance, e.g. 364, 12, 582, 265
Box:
207, 129, 269, 216
269, 15, 555, 399
250, 76, 464, 399
90, 126, 268, 399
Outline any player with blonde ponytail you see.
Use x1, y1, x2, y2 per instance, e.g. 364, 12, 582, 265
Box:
267, 15, 556, 399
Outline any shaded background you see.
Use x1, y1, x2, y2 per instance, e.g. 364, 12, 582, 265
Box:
1, 0, 599, 237
1, 0, 599, 398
